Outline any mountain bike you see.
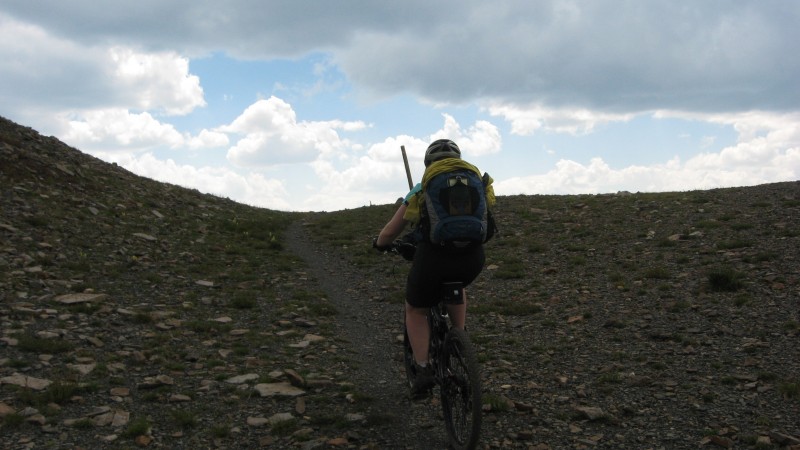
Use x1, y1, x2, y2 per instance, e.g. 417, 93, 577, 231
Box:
388, 241, 482, 450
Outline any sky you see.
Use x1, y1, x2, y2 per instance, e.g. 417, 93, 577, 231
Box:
1, 1, 798, 212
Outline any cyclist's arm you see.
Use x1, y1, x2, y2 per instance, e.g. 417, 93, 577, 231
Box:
376, 204, 409, 248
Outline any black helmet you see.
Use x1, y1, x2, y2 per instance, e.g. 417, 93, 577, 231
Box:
424, 139, 461, 167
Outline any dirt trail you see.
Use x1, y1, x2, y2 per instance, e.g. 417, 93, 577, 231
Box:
285, 222, 449, 449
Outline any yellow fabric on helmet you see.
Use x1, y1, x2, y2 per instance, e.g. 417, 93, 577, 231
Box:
403, 158, 495, 225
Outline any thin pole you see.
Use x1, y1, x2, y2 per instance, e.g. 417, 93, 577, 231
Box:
401, 145, 413, 190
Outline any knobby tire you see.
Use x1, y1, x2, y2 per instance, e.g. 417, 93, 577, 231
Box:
440, 328, 482, 450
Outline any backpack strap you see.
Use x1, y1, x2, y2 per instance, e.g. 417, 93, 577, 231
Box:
482, 172, 499, 242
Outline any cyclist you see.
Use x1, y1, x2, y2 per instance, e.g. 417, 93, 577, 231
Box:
373, 139, 495, 398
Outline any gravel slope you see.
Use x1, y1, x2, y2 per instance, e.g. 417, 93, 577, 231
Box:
2, 115, 799, 449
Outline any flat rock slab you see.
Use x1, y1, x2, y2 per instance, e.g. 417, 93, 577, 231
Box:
54, 293, 108, 304
1, 373, 52, 390
226, 373, 259, 384
254, 382, 305, 397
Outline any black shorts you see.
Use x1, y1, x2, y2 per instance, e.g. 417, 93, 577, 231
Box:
406, 243, 485, 308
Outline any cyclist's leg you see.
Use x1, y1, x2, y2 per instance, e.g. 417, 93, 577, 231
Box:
405, 243, 439, 365
405, 302, 431, 364
442, 245, 484, 331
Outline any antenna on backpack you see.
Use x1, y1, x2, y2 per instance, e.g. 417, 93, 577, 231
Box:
401, 145, 413, 190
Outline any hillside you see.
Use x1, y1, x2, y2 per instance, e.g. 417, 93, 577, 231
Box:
1, 115, 799, 449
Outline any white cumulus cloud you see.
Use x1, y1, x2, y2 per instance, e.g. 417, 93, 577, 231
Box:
223, 96, 367, 167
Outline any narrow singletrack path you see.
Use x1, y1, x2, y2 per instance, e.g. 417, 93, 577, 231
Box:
285, 221, 448, 449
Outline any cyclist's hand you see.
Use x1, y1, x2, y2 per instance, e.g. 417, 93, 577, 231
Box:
372, 236, 393, 252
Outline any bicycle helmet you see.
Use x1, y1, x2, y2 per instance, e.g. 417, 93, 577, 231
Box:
424, 139, 461, 167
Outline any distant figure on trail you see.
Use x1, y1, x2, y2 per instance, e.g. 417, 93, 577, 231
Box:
373, 138, 497, 398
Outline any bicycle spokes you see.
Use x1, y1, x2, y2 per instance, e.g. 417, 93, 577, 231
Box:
440, 328, 481, 450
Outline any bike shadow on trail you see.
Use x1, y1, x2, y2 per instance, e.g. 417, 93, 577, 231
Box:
285, 222, 448, 449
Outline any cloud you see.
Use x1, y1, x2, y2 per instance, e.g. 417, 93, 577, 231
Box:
0, 14, 204, 118
487, 103, 635, 135
96, 151, 292, 210
430, 114, 501, 157
109, 47, 205, 115
59, 108, 229, 154
496, 111, 800, 196
223, 97, 367, 167
332, 2, 800, 113
302, 115, 504, 210
187, 129, 229, 149
4, 2, 799, 117
61, 109, 185, 151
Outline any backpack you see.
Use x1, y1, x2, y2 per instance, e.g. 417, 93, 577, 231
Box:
419, 169, 494, 249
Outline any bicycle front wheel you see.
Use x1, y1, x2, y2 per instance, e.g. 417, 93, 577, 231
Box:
440, 328, 481, 450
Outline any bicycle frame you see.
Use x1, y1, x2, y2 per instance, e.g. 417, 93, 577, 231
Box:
390, 241, 481, 449
428, 281, 464, 383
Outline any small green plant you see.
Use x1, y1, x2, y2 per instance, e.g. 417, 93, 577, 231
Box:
24, 215, 49, 227
717, 239, 752, 250
644, 266, 671, 279
471, 299, 542, 316
16, 381, 82, 407
185, 320, 220, 333
482, 393, 512, 412
694, 220, 722, 229
345, 390, 375, 403
757, 372, 778, 382
229, 292, 257, 309
603, 319, 627, 329
667, 299, 691, 313
707, 267, 745, 292
206, 359, 225, 369
656, 238, 677, 247
2, 412, 25, 429
133, 312, 153, 324
778, 381, 799, 399
743, 251, 777, 263
783, 320, 800, 332
733, 294, 751, 307
729, 222, 753, 231
597, 372, 622, 384
648, 360, 667, 370
492, 257, 526, 279
607, 271, 624, 282
122, 417, 151, 438
8, 359, 30, 369
71, 418, 95, 429
165, 361, 187, 372
365, 413, 395, 427
210, 423, 232, 438
527, 242, 548, 253
171, 409, 198, 429
568, 255, 586, 266
754, 415, 773, 427
271, 418, 300, 435
16, 333, 74, 354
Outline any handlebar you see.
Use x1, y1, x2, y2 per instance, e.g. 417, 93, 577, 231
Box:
372, 236, 416, 261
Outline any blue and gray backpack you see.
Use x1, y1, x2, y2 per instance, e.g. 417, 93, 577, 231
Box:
419, 169, 494, 249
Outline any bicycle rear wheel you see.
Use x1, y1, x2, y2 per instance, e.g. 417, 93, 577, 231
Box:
440, 328, 481, 450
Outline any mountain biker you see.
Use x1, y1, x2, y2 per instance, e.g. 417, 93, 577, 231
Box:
373, 138, 495, 399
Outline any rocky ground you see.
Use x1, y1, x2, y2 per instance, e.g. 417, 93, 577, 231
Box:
1, 115, 799, 449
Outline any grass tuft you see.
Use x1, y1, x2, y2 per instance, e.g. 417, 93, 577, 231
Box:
707, 267, 746, 292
